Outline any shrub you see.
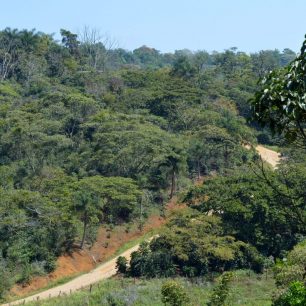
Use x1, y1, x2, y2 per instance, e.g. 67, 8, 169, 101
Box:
0, 266, 11, 300
273, 281, 306, 306
18, 263, 32, 284
274, 241, 306, 288
128, 215, 265, 278
129, 242, 176, 278
207, 272, 234, 306
44, 254, 57, 273
116, 256, 128, 274
161, 280, 189, 306
105, 293, 127, 306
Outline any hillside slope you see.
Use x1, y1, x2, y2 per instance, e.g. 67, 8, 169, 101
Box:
2, 146, 279, 306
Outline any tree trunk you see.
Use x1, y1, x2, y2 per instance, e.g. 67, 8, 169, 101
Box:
80, 218, 87, 249
170, 169, 176, 199
224, 144, 229, 168
197, 159, 201, 179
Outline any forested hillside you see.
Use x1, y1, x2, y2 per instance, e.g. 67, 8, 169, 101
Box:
0, 27, 305, 305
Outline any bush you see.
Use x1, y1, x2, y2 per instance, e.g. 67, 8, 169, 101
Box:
207, 272, 234, 306
18, 263, 32, 284
116, 256, 128, 274
44, 255, 57, 273
257, 132, 272, 144
274, 241, 306, 288
129, 242, 176, 278
273, 281, 306, 306
105, 293, 127, 306
127, 215, 265, 278
161, 280, 189, 306
0, 266, 12, 300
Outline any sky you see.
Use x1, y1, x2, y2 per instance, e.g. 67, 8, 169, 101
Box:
1, 0, 306, 53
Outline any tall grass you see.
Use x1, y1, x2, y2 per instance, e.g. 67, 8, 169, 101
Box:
27, 270, 275, 305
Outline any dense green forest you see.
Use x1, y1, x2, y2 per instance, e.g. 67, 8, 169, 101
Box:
0, 27, 305, 305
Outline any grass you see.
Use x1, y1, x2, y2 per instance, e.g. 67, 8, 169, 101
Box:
227, 270, 275, 306
26, 270, 276, 306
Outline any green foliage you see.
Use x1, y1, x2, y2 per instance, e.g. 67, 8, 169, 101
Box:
0, 262, 12, 300
207, 272, 233, 306
73, 177, 105, 248
273, 282, 306, 306
0, 187, 77, 291
105, 293, 126, 306
60, 29, 80, 57
171, 55, 196, 78
274, 241, 306, 288
116, 256, 128, 274
187, 123, 253, 176
184, 168, 306, 257
161, 280, 189, 306
129, 241, 176, 278
74, 176, 141, 223
127, 213, 264, 278
251, 36, 306, 144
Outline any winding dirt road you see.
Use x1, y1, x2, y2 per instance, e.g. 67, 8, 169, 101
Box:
2, 145, 280, 306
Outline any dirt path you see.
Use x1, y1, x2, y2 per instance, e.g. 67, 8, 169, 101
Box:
256, 145, 281, 168
2, 243, 142, 306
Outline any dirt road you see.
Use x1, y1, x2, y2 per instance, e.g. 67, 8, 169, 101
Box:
256, 145, 281, 168
3, 244, 140, 306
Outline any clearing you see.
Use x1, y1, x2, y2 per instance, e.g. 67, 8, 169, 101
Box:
256, 145, 281, 168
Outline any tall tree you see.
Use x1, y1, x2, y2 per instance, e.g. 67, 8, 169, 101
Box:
73, 178, 104, 249
60, 29, 80, 57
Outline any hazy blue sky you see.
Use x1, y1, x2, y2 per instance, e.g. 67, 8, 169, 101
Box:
1, 0, 305, 53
